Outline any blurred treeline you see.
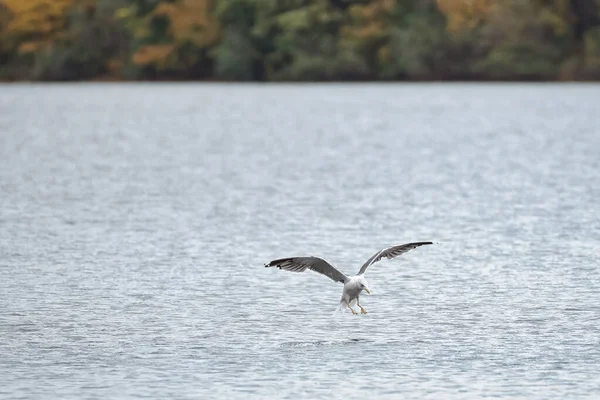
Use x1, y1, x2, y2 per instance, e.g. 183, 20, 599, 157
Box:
1, 0, 600, 81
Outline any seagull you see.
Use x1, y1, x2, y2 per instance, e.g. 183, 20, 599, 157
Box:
264, 241, 433, 315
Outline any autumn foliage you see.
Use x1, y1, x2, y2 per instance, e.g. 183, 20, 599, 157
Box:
436, 0, 494, 32
0, 0, 599, 81
132, 0, 219, 72
1, 0, 77, 54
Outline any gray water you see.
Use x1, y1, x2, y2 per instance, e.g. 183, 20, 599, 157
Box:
1, 83, 599, 399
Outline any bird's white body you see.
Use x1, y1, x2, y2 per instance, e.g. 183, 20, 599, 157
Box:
342, 276, 369, 303
339, 276, 370, 314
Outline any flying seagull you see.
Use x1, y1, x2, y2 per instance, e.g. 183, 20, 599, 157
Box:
265, 241, 433, 315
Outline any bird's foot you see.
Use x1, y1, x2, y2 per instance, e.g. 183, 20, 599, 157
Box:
360, 307, 367, 315
350, 308, 358, 315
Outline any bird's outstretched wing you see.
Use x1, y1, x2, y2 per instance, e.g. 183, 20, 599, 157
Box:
357, 242, 433, 275
265, 257, 348, 284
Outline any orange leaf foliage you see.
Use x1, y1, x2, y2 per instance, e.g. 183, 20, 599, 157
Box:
0, 0, 77, 53
152, 0, 219, 47
132, 0, 220, 68
436, 0, 495, 32
344, 0, 396, 41
132, 44, 175, 68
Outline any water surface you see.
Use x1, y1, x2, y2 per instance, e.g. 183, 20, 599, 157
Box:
1, 83, 599, 399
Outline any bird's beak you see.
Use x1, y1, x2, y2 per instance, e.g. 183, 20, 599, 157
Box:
365, 288, 371, 295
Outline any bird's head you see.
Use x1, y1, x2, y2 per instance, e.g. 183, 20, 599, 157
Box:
358, 277, 371, 295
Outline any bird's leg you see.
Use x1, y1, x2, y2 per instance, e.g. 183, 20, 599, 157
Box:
346, 301, 358, 315
357, 298, 367, 314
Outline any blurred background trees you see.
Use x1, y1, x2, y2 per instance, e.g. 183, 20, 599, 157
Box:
1, 0, 599, 81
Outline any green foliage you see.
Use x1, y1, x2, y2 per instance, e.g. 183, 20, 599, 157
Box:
385, 11, 448, 79
270, 48, 370, 81
34, 1, 131, 81
475, 43, 562, 80
212, 27, 256, 80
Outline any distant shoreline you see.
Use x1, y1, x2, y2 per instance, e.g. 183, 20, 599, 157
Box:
1, 79, 599, 84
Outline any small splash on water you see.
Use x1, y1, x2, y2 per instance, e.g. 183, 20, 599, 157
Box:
278, 338, 368, 348
333, 299, 360, 316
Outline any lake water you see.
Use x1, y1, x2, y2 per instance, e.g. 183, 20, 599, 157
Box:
1, 83, 599, 399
